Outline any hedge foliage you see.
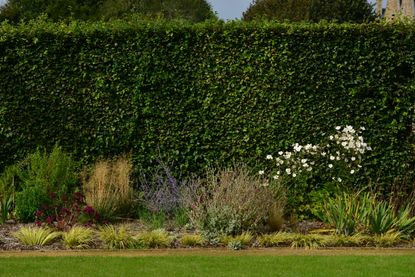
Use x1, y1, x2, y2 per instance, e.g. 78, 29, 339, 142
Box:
0, 19, 414, 190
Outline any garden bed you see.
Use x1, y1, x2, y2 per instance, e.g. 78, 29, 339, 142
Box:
1, 220, 414, 252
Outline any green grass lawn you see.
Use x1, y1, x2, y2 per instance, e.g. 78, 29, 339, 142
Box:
1, 254, 415, 277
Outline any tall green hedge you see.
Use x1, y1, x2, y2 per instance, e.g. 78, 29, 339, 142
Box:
0, 19, 414, 189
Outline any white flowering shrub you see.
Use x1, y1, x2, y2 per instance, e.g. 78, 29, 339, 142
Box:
260, 126, 372, 218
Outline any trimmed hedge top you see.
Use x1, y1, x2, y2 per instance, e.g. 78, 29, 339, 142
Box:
0, 19, 414, 189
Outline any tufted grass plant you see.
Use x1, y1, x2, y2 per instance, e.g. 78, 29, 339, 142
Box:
180, 234, 205, 247
12, 226, 61, 246
221, 232, 254, 250
83, 155, 134, 220
135, 229, 172, 248
98, 225, 135, 249
372, 231, 402, 247
62, 226, 94, 249
324, 233, 371, 247
290, 234, 327, 249
257, 232, 295, 247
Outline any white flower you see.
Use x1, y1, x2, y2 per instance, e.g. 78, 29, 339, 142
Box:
351, 157, 356, 161
337, 178, 342, 182
301, 159, 308, 164
328, 164, 333, 168
278, 151, 283, 155
285, 168, 291, 175
336, 156, 340, 161
350, 170, 355, 174
259, 170, 265, 175
304, 144, 312, 150
273, 175, 279, 180
360, 126, 366, 131
330, 156, 335, 161
321, 152, 327, 156
284, 152, 292, 159
307, 167, 312, 172
341, 142, 347, 147
276, 171, 280, 175
335, 126, 341, 130
266, 154, 273, 160
302, 163, 309, 168
329, 135, 334, 140
293, 143, 302, 152
292, 173, 297, 177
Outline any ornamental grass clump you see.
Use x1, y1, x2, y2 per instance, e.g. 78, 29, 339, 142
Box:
182, 165, 286, 238
82, 155, 134, 220
12, 226, 61, 246
257, 232, 295, 247
98, 225, 135, 249
62, 226, 94, 249
222, 232, 254, 250
135, 229, 172, 248
180, 234, 205, 247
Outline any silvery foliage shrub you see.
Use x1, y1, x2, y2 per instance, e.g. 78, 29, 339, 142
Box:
260, 126, 372, 185
182, 165, 279, 239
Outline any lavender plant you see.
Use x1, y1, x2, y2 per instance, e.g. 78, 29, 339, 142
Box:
138, 159, 185, 217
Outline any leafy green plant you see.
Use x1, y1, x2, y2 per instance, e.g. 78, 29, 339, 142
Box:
319, 192, 370, 235
12, 226, 61, 246
62, 226, 94, 249
392, 206, 415, 238
180, 234, 205, 247
135, 229, 172, 248
366, 199, 395, 235
137, 209, 167, 230
15, 186, 49, 223
14, 145, 78, 222
0, 165, 19, 223
98, 225, 135, 249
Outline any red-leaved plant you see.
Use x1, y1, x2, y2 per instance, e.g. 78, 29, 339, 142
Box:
35, 192, 100, 231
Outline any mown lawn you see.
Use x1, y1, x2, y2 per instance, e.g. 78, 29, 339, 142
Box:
1, 251, 415, 276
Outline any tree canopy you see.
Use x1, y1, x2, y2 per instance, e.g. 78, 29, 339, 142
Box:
242, 0, 375, 23
0, 0, 217, 22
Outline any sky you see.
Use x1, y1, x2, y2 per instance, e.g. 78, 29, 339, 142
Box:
0, 0, 383, 20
